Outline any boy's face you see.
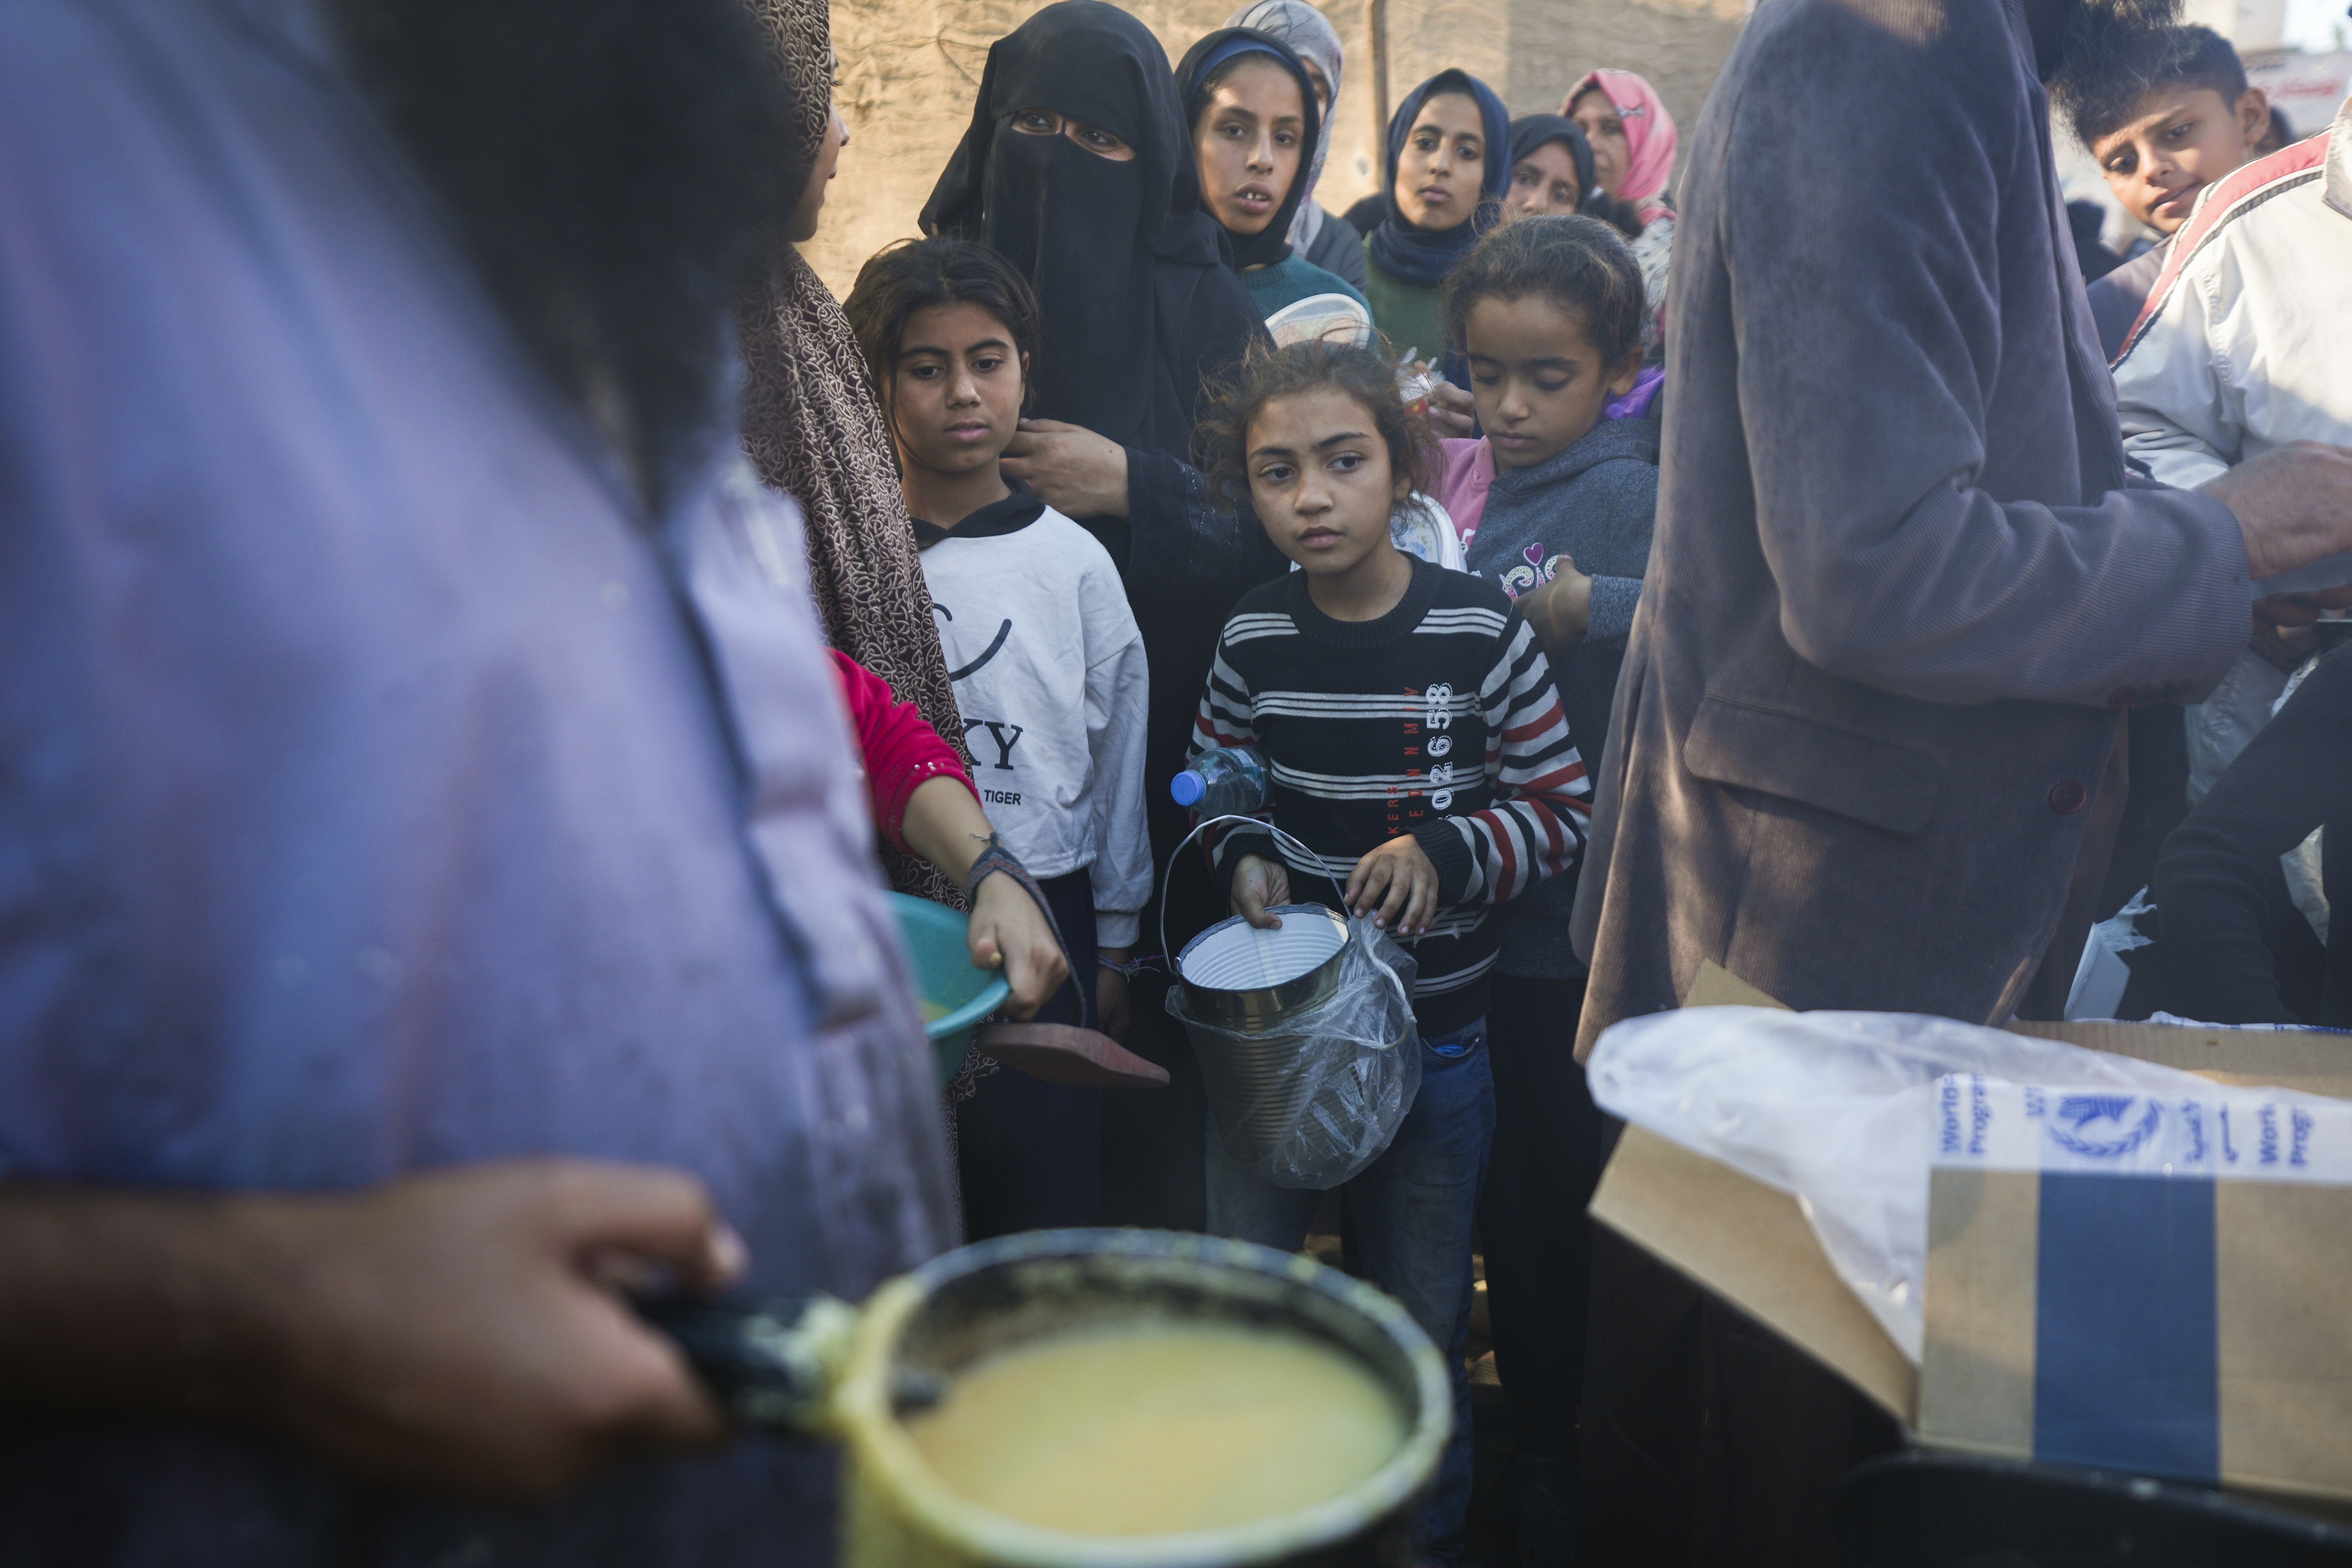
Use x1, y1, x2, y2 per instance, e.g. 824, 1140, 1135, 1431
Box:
2093, 85, 2269, 234
1463, 295, 1642, 472
1247, 387, 1410, 579
887, 302, 1025, 478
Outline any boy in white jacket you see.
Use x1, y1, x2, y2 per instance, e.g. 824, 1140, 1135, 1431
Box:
2112, 92, 2352, 491
847, 235, 1151, 1238
2110, 90, 2352, 800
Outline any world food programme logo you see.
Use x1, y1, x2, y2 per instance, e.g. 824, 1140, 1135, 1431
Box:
2048, 1094, 2162, 1159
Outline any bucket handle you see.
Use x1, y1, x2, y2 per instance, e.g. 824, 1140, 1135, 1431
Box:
1157, 813, 1351, 976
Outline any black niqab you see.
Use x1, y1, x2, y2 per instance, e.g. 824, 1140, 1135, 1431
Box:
1173, 28, 1321, 272
920, 0, 1263, 461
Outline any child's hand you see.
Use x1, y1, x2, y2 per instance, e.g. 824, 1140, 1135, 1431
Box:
1424, 374, 1477, 440
1345, 834, 1441, 936
1525, 556, 1594, 653
1230, 853, 1291, 930
1094, 953, 1132, 1044
968, 873, 1069, 1018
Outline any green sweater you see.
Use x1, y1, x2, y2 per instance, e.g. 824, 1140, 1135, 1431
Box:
1361, 256, 1446, 363
1238, 253, 1369, 321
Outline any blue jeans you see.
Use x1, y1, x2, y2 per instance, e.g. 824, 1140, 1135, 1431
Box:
1205, 1018, 1495, 1563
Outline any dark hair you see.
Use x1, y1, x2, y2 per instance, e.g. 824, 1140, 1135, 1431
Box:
2059, 23, 2249, 149
1197, 338, 1437, 509
842, 236, 1043, 419
1190, 47, 1302, 123
1441, 213, 1648, 367
337, 0, 795, 512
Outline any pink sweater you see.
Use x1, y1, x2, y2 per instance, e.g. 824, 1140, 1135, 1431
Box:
1435, 437, 1495, 549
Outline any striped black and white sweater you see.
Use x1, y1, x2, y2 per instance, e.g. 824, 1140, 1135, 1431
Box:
1190, 558, 1591, 1034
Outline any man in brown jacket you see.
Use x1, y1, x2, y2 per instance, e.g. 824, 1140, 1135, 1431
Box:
1569, 0, 2352, 1557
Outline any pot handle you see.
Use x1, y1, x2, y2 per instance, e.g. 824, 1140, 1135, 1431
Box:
1157, 814, 1350, 978
635, 1292, 864, 1436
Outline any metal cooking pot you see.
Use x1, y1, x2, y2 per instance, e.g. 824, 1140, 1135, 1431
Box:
1162, 818, 1358, 1033
641, 1228, 1450, 1567
1174, 905, 1353, 1029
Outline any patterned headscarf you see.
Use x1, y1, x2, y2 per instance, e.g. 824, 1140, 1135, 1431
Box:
1223, 0, 1343, 256
1564, 68, 1679, 226
741, 0, 967, 906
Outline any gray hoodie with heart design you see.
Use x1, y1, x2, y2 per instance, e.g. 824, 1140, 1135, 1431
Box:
1461, 415, 1660, 978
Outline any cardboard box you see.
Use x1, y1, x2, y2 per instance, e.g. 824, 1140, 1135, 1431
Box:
1587, 962, 2352, 1507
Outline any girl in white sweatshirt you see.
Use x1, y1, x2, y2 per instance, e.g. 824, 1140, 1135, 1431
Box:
847, 234, 1151, 1238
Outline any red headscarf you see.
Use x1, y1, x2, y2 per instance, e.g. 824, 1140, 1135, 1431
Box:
1564, 69, 1677, 225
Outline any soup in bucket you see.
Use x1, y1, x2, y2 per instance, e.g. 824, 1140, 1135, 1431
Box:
902, 1320, 1406, 1536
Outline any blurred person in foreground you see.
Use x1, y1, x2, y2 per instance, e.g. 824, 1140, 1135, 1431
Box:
1567, 0, 2352, 1559
0, 0, 956, 1562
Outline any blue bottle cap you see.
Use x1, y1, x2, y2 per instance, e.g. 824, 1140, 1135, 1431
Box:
1170, 769, 1207, 807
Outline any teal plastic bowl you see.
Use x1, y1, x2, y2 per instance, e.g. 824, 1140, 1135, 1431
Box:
888, 892, 1011, 1086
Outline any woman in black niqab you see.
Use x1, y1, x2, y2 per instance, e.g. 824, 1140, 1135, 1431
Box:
919, 0, 1263, 466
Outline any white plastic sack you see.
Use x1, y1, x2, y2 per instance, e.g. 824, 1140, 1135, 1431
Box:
2063, 887, 2152, 1021
1169, 915, 1421, 1190
1583, 1007, 2339, 1362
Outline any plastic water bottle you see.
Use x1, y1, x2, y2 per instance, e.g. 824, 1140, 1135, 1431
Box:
1171, 746, 1271, 816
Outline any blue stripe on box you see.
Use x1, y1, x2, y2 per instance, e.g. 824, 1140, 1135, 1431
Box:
2033, 1172, 2219, 1481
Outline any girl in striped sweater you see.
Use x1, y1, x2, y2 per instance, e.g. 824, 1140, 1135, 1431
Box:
1188, 339, 1588, 1564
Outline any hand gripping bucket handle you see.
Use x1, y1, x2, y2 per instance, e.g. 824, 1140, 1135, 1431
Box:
1160, 816, 1421, 1185
1155, 813, 1348, 972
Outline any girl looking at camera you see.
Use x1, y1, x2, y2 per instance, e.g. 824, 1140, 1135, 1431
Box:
1189, 338, 1589, 1568
845, 236, 1152, 1242
1352, 70, 1511, 393
1175, 25, 1368, 322
1223, 0, 1368, 289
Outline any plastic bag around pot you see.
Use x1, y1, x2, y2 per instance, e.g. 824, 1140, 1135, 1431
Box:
1168, 911, 1421, 1190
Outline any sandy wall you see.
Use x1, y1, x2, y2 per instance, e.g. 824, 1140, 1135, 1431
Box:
805, 0, 1745, 298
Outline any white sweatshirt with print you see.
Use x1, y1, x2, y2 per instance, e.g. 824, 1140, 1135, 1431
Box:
917, 501, 1152, 948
